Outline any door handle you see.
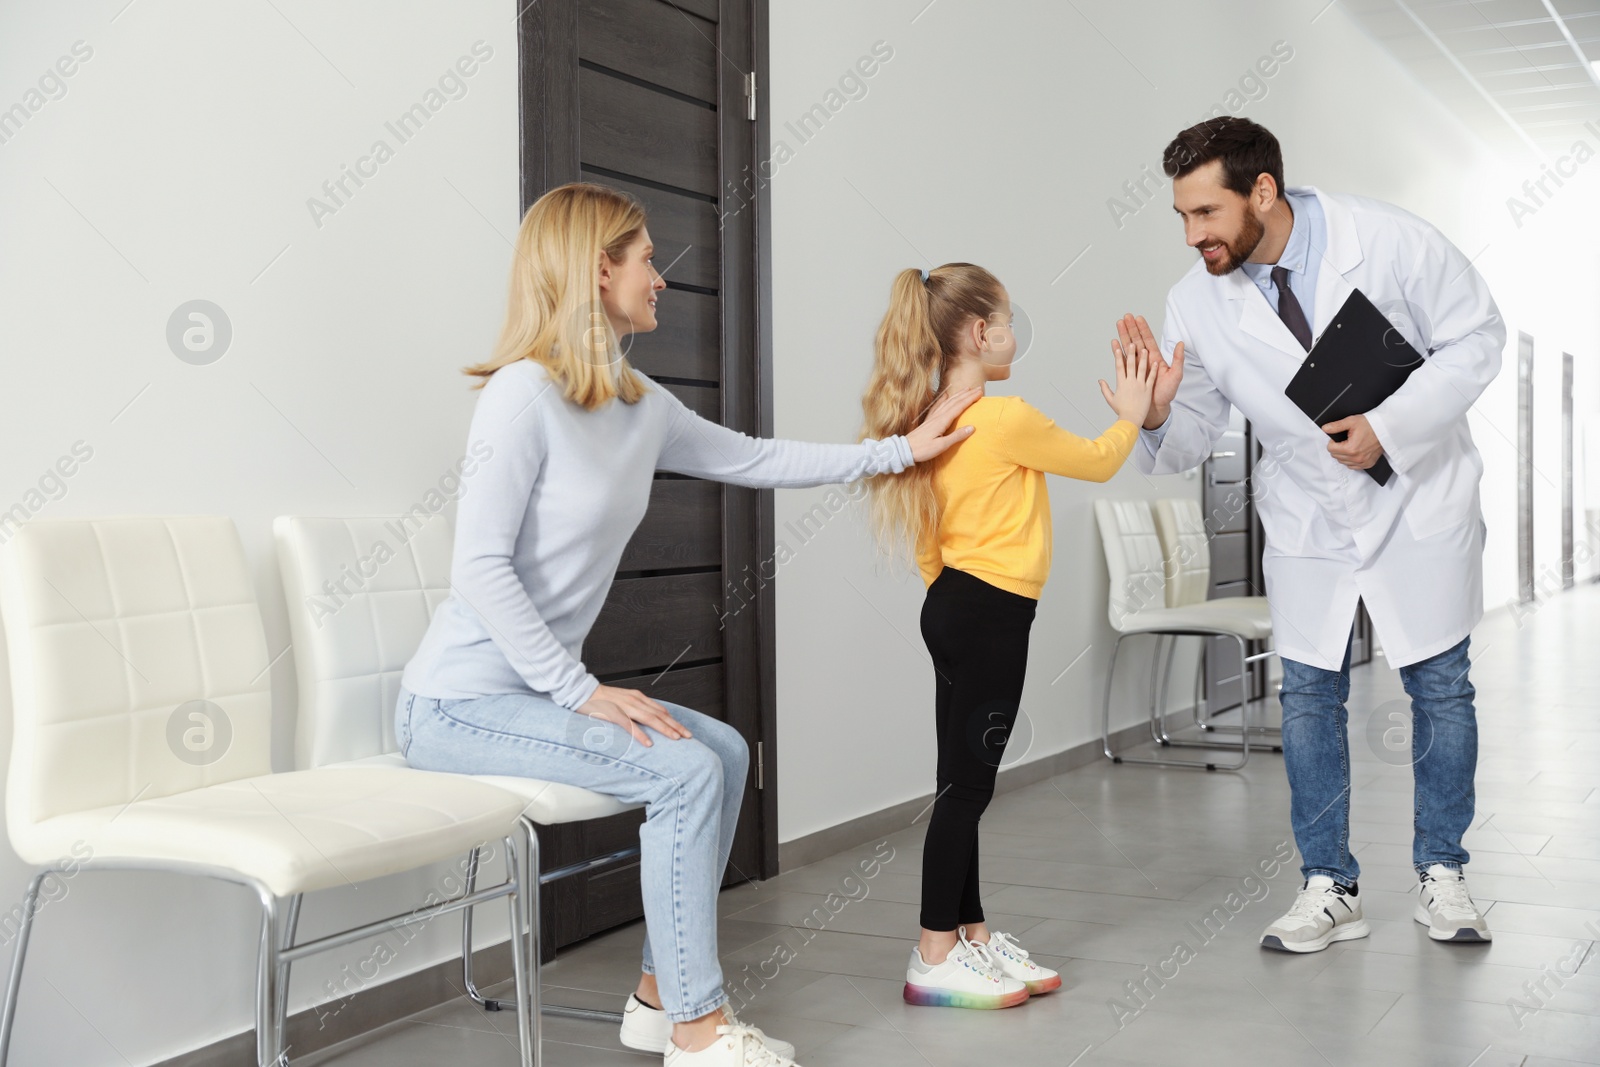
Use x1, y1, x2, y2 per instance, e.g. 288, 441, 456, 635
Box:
1207, 450, 1242, 486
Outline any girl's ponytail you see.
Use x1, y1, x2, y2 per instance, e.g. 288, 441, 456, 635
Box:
860, 263, 1004, 567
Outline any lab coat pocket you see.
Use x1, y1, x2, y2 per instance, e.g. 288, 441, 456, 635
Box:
1398, 448, 1483, 542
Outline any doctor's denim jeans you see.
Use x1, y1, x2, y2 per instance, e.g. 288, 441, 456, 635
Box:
1279, 634, 1477, 887
395, 687, 748, 1023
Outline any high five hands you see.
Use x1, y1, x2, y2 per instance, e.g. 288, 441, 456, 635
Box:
1113, 314, 1183, 431
1100, 323, 1159, 426
1110, 313, 1382, 469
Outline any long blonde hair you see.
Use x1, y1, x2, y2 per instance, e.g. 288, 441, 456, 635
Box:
466, 182, 650, 409
859, 263, 1006, 564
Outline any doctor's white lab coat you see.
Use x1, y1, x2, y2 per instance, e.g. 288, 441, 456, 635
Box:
1137, 186, 1504, 671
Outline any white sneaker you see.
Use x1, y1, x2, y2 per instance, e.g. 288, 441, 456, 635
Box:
1260, 876, 1369, 953
663, 1023, 800, 1066
621, 996, 795, 1059
904, 933, 1029, 1008
978, 929, 1061, 995
1415, 865, 1492, 942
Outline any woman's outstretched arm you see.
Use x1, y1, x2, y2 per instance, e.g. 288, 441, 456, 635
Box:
656, 385, 980, 487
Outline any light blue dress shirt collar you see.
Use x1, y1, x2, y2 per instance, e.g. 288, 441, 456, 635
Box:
1241, 190, 1326, 325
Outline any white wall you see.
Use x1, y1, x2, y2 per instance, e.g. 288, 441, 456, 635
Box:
0, 1, 1596, 1062
0, 1, 519, 1063
767, 0, 1600, 844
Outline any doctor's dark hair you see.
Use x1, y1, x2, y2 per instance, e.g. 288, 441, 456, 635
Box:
859, 263, 1006, 566
1162, 117, 1285, 201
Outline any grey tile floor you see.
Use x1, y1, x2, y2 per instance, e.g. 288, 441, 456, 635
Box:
304, 585, 1600, 1066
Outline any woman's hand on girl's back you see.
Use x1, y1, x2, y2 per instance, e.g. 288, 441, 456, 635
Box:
1099, 324, 1160, 426
905, 386, 983, 462
576, 684, 692, 747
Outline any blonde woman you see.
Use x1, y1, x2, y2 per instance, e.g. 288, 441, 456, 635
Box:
396, 184, 976, 1067
859, 265, 1157, 1009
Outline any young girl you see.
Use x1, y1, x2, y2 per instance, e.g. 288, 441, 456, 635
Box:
860, 264, 1156, 1009
397, 184, 979, 1067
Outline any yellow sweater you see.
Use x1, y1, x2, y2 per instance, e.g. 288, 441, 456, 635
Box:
916, 396, 1138, 599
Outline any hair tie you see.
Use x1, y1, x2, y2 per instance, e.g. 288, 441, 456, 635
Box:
919, 268, 929, 284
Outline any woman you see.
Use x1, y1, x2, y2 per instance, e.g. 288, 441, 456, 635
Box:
396, 183, 977, 1067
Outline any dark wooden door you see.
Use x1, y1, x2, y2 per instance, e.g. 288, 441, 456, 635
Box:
518, 0, 771, 960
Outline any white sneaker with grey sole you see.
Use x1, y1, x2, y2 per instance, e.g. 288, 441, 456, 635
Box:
1415, 864, 1491, 942
621, 995, 796, 1060
662, 1023, 800, 1066
1260, 875, 1369, 953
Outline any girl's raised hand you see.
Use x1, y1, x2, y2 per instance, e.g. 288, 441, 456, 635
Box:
1099, 327, 1158, 426
905, 385, 982, 462
1117, 314, 1183, 427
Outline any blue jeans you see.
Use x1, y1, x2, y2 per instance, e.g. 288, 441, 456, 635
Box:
1279, 634, 1477, 886
396, 687, 748, 1022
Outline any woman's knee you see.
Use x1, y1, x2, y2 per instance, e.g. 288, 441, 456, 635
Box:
650, 735, 727, 805
668, 706, 748, 780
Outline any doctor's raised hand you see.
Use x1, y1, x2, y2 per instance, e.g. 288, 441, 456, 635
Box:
1115, 313, 1184, 430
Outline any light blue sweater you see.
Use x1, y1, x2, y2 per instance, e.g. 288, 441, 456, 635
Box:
401, 359, 915, 709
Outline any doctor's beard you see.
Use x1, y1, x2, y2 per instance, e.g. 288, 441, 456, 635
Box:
1204, 209, 1265, 276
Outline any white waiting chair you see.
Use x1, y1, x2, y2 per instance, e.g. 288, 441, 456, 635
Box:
1094, 500, 1274, 770
0, 517, 537, 1067
272, 514, 643, 1027
1150, 498, 1280, 752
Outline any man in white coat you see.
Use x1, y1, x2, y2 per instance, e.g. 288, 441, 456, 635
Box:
1126, 117, 1502, 953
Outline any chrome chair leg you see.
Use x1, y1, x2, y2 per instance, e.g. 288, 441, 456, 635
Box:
252, 885, 283, 1067
1105, 631, 1253, 770
0, 871, 49, 1067
1150, 634, 1185, 745
1146, 635, 1174, 745
274, 894, 301, 1055
1203, 643, 1286, 742
468, 828, 628, 1024
1149, 634, 1281, 751
1101, 633, 1129, 762
460, 848, 496, 1010
521, 819, 543, 1064
504, 830, 538, 1067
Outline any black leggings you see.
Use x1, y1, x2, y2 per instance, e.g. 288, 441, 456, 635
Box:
918, 567, 1037, 931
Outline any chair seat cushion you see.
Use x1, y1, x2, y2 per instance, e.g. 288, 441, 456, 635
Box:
20, 768, 528, 896
335, 753, 641, 825
1120, 601, 1274, 640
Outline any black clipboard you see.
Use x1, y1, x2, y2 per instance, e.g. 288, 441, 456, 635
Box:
1283, 288, 1424, 486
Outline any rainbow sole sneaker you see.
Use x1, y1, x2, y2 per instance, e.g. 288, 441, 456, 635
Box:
904, 938, 1029, 1009
981, 930, 1061, 995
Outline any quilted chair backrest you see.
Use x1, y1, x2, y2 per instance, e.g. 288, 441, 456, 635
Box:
1153, 498, 1212, 609
1092, 499, 1168, 632
0, 517, 273, 836
273, 515, 452, 769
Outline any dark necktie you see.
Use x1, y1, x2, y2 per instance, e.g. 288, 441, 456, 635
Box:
1271, 265, 1313, 351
